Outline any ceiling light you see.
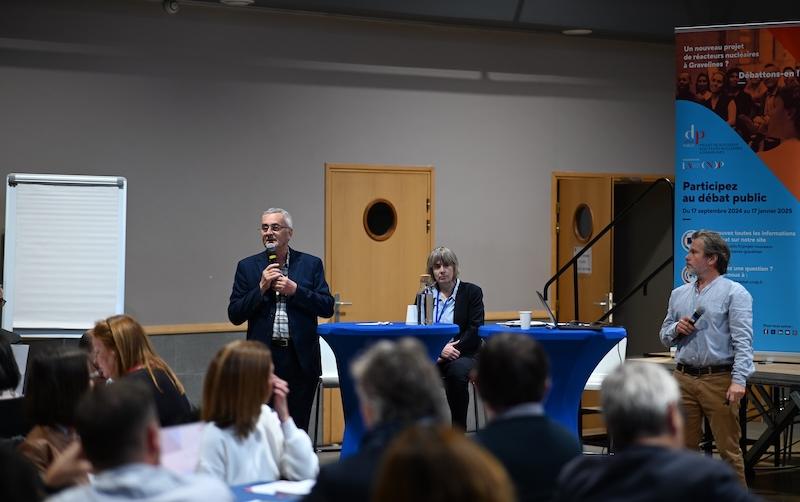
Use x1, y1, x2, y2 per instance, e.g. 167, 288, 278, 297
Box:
220, 0, 255, 6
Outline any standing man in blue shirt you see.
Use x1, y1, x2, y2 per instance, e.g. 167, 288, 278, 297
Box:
229, 208, 335, 431
660, 230, 754, 485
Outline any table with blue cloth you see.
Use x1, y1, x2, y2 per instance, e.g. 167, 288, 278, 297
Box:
479, 324, 626, 437
318, 322, 459, 457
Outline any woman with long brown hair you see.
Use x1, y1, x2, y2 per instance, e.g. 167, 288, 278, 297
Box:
197, 340, 317, 485
90, 314, 192, 426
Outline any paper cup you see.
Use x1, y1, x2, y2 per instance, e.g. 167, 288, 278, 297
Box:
519, 310, 532, 330
406, 305, 418, 325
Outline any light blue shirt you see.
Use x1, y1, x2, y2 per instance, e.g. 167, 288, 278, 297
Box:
432, 279, 459, 325
48, 463, 233, 502
659, 275, 754, 385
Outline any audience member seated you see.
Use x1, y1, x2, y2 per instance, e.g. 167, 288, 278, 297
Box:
78, 330, 106, 387
0, 333, 28, 439
474, 333, 581, 502
304, 338, 448, 502
49, 379, 232, 502
91, 314, 194, 426
17, 348, 89, 483
372, 424, 515, 502
0, 442, 45, 502
553, 362, 757, 501
197, 340, 317, 485
0, 439, 93, 501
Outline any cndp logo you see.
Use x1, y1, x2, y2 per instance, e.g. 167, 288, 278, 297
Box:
681, 159, 724, 170
681, 265, 696, 284
683, 124, 705, 145
681, 230, 695, 252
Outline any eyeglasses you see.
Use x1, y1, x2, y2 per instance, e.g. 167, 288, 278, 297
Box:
261, 224, 289, 232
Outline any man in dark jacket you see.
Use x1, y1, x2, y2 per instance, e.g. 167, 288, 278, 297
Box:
228, 208, 334, 431
474, 333, 581, 502
553, 362, 758, 501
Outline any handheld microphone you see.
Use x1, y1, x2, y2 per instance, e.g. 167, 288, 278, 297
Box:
265, 243, 281, 297
688, 306, 705, 325
265, 243, 278, 265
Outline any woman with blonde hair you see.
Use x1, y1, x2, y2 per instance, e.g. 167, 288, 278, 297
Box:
90, 314, 192, 426
197, 340, 317, 485
373, 424, 514, 502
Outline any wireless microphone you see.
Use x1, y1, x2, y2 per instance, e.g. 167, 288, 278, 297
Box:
265, 243, 278, 265
688, 306, 705, 325
265, 243, 281, 297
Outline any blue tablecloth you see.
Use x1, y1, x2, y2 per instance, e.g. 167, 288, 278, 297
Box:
478, 324, 626, 437
318, 322, 459, 457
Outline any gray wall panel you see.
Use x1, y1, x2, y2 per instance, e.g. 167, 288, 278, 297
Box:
0, 0, 673, 323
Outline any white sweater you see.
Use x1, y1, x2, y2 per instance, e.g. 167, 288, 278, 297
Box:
196, 404, 318, 485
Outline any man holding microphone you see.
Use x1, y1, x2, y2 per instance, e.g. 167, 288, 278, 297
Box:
659, 230, 754, 485
229, 208, 334, 431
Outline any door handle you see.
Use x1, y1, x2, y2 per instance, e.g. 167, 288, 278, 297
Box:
593, 292, 614, 323
333, 293, 352, 323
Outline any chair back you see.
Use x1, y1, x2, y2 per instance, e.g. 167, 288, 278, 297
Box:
320, 337, 338, 387
584, 338, 627, 391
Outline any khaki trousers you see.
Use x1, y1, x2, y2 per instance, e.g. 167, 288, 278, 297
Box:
674, 370, 746, 485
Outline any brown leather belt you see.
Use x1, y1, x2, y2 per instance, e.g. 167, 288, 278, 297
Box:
675, 363, 732, 376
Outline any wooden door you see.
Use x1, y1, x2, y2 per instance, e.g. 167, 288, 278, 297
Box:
325, 164, 434, 322
555, 175, 613, 323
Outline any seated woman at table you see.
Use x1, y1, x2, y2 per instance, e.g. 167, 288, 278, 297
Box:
425, 246, 485, 430
90, 314, 193, 426
197, 340, 318, 485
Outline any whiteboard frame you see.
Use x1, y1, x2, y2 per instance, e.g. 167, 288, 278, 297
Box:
2, 173, 127, 338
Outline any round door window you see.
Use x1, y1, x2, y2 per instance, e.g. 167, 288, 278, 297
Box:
573, 203, 593, 242
364, 199, 397, 241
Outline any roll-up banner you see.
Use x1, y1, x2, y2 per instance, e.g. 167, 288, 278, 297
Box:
675, 23, 800, 353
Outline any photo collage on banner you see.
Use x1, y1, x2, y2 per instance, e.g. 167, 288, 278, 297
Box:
675, 23, 800, 352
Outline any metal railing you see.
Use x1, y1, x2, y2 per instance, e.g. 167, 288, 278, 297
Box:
542, 177, 674, 323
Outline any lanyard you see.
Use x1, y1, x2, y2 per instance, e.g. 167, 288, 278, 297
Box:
434, 280, 459, 324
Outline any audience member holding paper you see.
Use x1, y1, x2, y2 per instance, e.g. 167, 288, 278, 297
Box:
197, 340, 318, 485
424, 246, 484, 430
